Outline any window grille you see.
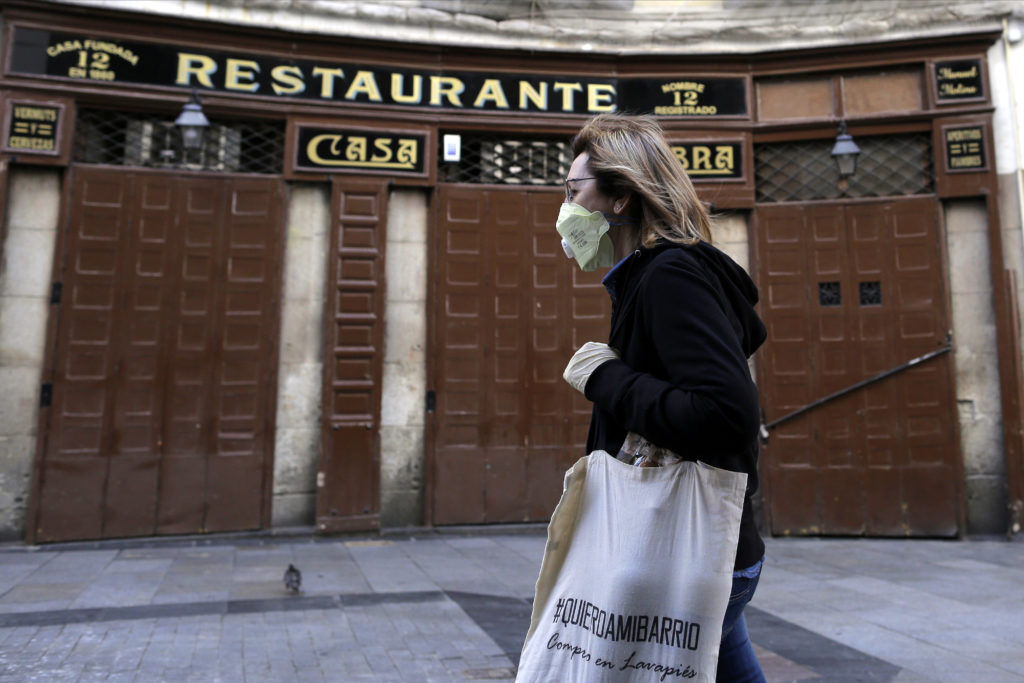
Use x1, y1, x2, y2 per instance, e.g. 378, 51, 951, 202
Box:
438, 133, 571, 185
755, 133, 933, 202
859, 281, 882, 306
818, 281, 842, 306
73, 109, 284, 175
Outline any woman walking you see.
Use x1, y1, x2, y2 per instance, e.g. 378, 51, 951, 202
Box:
558, 113, 768, 682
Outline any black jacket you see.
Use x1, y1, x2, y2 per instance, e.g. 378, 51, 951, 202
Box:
584, 240, 767, 570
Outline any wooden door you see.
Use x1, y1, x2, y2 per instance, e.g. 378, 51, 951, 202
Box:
430, 186, 610, 524
316, 178, 387, 533
30, 167, 283, 542
755, 197, 961, 536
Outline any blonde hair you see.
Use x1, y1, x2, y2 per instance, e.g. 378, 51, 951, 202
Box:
571, 113, 711, 246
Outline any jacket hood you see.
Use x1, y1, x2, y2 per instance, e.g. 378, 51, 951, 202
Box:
689, 241, 767, 358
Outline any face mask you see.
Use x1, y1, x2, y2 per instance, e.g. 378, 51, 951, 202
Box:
556, 202, 616, 271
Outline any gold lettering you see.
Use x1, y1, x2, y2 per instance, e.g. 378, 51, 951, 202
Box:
430, 76, 465, 106
714, 145, 734, 171
7, 136, 55, 151
175, 52, 217, 88
691, 146, 712, 170
673, 91, 699, 106
552, 82, 583, 111
312, 67, 345, 98
672, 146, 689, 169
47, 40, 83, 58
305, 133, 418, 169
946, 129, 982, 142
306, 134, 343, 165
345, 70, 382, 102
940, 83, 978, 96
271, 65, 305, 95
13, 107, 58, 122
950, 155, 982, 168
660, 81, 706, 93
391, 74, 423, 104
587, 83, 616, 112
939, 66, 978, 79
397, 139, 417, 165
82, 39, 138, 66
225, 58, 260, 92
519, 81, 548, 110
473, 79, 509, 109
346, 136, 367, 161
372, 138, 393, 162
653, 105, 717, 115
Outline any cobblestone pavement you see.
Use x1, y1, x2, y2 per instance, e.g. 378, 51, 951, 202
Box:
1, 530, 1022, 682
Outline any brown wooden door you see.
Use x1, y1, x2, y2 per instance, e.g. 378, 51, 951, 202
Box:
30, 167, 283, 542
316, 178, 387, 533
755, 197, 960, 537
430, 186, 610, 524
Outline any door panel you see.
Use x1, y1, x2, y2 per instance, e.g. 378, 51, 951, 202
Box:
756, 197, 959, 537
316, 178, 387, 533
32, 167, 283, 542
430, 187, 610, 524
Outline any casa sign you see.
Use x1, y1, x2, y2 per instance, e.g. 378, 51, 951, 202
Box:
9, 27, 748, 118
294, 126, 426, 176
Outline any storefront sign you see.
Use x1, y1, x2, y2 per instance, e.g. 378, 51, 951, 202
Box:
620, 79, 747, 117
934, 59, 984, 102
8, 27, 748, 118
670, 141, 742, 179
295, 126, 426, 175
2, 100, 64, 155
944, 126, 985, 171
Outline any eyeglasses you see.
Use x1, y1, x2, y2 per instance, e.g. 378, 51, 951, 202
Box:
563, 176, 596, 201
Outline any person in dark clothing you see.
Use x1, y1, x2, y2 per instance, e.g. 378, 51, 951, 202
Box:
557, 113, 768, 683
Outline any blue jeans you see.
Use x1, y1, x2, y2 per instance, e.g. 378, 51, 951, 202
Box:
716, 558, 766, 683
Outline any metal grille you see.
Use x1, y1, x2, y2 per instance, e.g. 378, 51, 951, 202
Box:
755, 133, 933, 202
819, 281, 841, 306
859, 281, 882, 306
74, 109, 284, 174
438, 133, 571, 185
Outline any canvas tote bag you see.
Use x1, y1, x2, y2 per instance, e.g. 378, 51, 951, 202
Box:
516, 449, 746, 683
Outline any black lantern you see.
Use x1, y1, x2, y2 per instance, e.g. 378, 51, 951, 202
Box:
174, 90, 210, 153
831, 120, 861, 178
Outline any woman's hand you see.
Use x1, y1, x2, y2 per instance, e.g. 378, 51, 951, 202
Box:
563, 342, 619, 394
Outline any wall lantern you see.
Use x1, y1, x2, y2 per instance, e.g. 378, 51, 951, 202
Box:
174, 91, 209, 153
831, 120, 861, 178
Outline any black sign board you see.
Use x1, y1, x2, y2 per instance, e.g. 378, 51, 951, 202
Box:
295, 126, 427, 176
944, 126, 986, 172
669, 141, 743, 179
3, 101, 63, 155
620, 79, 747, 117
934, 59, 985, 102
9, 27, 748, 118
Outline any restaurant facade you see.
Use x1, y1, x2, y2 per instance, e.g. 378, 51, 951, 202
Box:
1, 0, 1022, 542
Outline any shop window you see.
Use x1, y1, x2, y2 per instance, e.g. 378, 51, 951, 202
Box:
754, 133, 933, 202
73, 109, 284, 175
438, 133, 570, 185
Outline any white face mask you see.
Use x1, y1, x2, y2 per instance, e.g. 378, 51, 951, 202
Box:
556, 202, 616, 272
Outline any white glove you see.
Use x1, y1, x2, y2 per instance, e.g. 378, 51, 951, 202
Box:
563, 342, 619, 394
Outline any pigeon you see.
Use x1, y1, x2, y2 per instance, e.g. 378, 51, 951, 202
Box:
283, 563, 302, 593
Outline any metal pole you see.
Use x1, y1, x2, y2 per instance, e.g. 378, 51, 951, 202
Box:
761, 344, 952, 437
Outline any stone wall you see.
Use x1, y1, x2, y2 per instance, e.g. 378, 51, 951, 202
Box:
271, 183, 330, 527
0, 168, 61, 540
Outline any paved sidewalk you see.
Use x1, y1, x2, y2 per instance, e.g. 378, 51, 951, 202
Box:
1, 530, 1022, 682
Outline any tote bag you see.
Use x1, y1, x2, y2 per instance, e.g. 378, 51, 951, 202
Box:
516, 450, 746, 683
